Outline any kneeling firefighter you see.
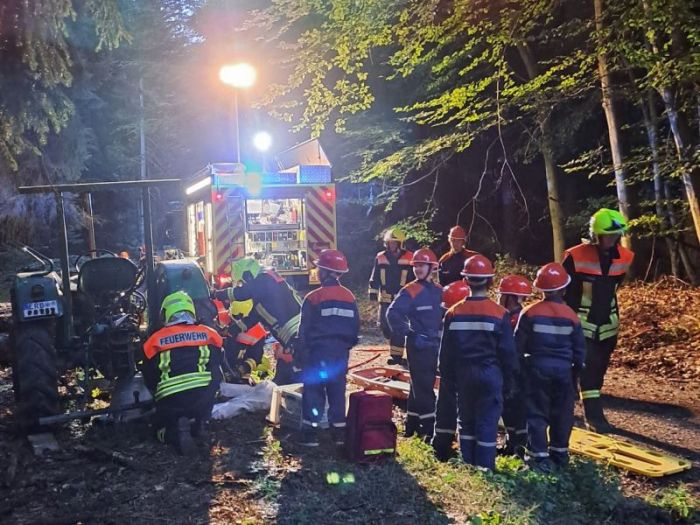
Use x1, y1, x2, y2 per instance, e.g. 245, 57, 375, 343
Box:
214, 258, 303, 385
143, 291, 223, 454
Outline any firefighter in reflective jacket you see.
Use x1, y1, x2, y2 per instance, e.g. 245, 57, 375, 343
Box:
143, 291, 223, 455
438, 255, 517, 470
213, 298, 268, 383
516, 263, 586, 470
438, 226, 481, 286
562, 208, 634, 433
368, 228, 414, 365
432, 279, 470, 461
387, 248, 443, 440
297, 249, 360, 447
214, 258, 303, 386
497, 275, 532, 456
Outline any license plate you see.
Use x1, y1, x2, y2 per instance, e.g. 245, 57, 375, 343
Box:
23, 300, 59, 318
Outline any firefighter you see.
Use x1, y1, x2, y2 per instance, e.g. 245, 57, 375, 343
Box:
438, 255, 517, 470
438, 226, 480, 286
142, 291, 223, 455
368, 228, 414, 366
213, 298, 268, 383
296, 249, 360, 447
386, 248, 443, 440
516, 263, 586, 470
432, 279, 470, 461
497, 275, 532, 456
562, 208, 634, 433
214, 258, 303, 386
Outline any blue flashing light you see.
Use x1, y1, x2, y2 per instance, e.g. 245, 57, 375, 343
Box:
319, 369, 328, 380
312, 408, 319, 417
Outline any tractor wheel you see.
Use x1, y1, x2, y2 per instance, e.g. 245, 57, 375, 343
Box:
11, 323, 60, 432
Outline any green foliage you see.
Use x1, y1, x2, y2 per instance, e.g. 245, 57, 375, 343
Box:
0, 0, 127, 173
646, 485, 699, 521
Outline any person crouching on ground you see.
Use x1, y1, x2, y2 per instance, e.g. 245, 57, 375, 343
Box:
515, 263, 586, 472
497, 275, 532, 457
439, 255, 518, 470
387, 248, 443, 441
296, 250, 359, 447
143, 291, 223, 455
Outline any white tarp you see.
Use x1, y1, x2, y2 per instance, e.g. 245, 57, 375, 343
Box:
211, 380, 275, 420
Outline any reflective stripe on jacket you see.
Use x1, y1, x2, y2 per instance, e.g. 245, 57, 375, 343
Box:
143, 323, 223, 401
562, 243, 633, 341
368, 249, 414, 302
514, 297, 586, 369
386, 280, 443, 345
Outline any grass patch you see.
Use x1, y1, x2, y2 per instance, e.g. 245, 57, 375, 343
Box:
646, 485, 699, 522
257, 430, 677, 524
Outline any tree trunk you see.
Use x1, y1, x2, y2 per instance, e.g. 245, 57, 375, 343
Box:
641, 0, 700, 246
593, 0, 634, 253
515, 43, 567, 261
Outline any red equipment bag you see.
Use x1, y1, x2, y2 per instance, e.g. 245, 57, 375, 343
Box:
345, 390, 397, 463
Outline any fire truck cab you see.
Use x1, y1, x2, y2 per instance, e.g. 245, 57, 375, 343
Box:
184, 139, 336, 289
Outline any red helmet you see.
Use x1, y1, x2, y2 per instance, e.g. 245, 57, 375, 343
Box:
315, 249, 349, 273
461, 255, 494, 278
448, 225, 467, 240
498, 275, 532, 297
442, 280, 471, 308
411, 247, 439, 266
533, 262, 571, 291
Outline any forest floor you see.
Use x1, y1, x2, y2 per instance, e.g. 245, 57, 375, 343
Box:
0, 281, 698, 524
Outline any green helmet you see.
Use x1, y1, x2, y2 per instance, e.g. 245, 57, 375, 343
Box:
161, 291, 195, 324
590, 208, 628, 238
231, 258, 262, 282
383, 228, 407, 244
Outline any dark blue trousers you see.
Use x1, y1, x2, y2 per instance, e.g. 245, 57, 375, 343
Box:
301, 353, 348, 431
406, 339, 439, 437
456, 362, 503, 470
524, 363, 575, 465
501, 372, 527, 453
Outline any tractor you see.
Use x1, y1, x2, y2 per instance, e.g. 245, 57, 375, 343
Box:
9, 179, 214, 432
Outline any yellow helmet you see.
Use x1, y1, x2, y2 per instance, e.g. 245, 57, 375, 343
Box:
231, 258, 262, 282
383, 228, 407, 244
161, 291, 195, 324
590, 208, 628, 238
230, 299, 253, 318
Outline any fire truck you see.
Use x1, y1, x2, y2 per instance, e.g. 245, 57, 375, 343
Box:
183, 139, 336, 288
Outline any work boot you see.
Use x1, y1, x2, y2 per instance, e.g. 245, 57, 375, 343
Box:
171, 417, 196, 456
296, 428, 320, 447
191, 417, 210, 446
527, 458, 554, 474
432, 433, 455, 462
583, 398, 613, 434
404, 416, 420, 438
387, 355, 405, 367
330, 426, 346, 447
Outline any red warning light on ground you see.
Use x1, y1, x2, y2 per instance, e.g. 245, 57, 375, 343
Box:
214, 192, 224, 202
323, 188, 335, 201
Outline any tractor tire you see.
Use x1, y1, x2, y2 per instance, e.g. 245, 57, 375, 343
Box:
11, 323, 60, 432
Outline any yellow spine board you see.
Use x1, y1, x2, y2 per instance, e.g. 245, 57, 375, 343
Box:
568, 427, 692, 477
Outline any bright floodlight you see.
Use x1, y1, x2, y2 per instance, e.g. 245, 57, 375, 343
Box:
219, 63, 256, 89
253, 131, 273, 152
